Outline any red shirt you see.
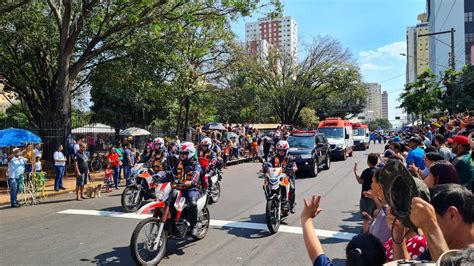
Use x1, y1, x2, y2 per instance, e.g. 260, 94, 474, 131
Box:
108, 153, 120, 167
385, 235, 427, 261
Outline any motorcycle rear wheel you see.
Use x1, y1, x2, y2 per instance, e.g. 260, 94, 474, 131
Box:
265, 199, 280, 234
192, 207, 210, 240
130, 217, 168, 265
121, 186, 142, 212
209, 181, 221, 204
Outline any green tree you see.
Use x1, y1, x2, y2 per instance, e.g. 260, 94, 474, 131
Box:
441, 65, 474, 113
399, 69, 443, 122
368, 118, 392, 131
299, 107, 319, 128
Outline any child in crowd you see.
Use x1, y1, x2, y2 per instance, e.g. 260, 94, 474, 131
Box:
353, 153, 378, 233
104, 164, 114, 192
34, 156, 42, 173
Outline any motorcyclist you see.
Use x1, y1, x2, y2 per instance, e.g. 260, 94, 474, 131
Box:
174, 142, 202, 235
150, 137, 168, 171
266, 140, 297, 213
198, 138, 218, 190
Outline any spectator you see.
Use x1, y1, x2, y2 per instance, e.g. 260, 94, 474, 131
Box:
412, 152, 444, 178
87, 133, 96, 158
73, 137, 83, 154
175, 135, 181, 146
107, 147, 121, 189
73, 143, 89, 201
123, 143, 135, 186
34, 156, 42, 174
353, 153, 378, 233
387, 142, 404, 163
115, 142, 124, 179
263, 138, 271, 162
223, 140, 230, 168
231, 137, 238, 160
7, 148, 27, 207
53, 145, 67, 191
410, 184, 473, 261
24, 144, 34, 173
424, 160, 460, 188
301, 195, 386, 266
34, 144, 42, 158
140, 145, 152, 163
449, 135, 474, 190
104, 164, 114, 193
434, 134, 453, 161
406, 136, 425, 173
66, 134, 75, 163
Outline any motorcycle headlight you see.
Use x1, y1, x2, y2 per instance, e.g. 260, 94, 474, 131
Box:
300, 154, 312, 159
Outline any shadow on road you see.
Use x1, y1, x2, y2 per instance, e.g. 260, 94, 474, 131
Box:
100, 206, 128, 212
37, 198, 77, 205
81, 246, 133, 265
215, 214, 271, 239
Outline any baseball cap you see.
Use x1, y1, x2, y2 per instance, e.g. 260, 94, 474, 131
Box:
12, 148, 20, 153
447, 135, 469, 145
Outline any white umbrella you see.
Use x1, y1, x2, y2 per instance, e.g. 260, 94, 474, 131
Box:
119, 127, 151, 136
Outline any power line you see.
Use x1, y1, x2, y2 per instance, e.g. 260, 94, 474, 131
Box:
440, 0, 457, 31
430, 35, 451, 48
377, 73, 405, 83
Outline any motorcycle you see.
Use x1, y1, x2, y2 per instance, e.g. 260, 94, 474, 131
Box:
258, 164, 292, 234
130, 176, 210, 265
121, 163, 159, 212
198, 158, 222, 204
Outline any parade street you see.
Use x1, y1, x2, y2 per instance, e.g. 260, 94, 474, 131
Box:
0, 144, 384, 266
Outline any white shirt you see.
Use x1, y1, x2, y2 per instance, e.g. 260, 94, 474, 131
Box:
73, 144, 79, 154
35, 161, 42, 171
54, 151, 66, 166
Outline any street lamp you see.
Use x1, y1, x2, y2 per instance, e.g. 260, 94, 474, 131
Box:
399, 53, 449, 69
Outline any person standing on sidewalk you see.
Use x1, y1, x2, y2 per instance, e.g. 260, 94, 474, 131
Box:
74, 143, 89, 201
123, 143, 135, 186
53, 145, 67, 191
353, 153, 378, 233
107, 147, 121, 189
7, 148, 27, 207
115, 142, 124, 181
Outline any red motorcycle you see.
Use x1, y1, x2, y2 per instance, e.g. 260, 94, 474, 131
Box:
130, 176, 210, 265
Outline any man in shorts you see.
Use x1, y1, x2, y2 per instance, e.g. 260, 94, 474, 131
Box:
74, 143, 89, 201
353, 153, 378, 233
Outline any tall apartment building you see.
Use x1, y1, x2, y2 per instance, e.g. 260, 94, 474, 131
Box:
427, 0, 466, 75
406, 13, 430, 84
245, 16, 298, 59
382, 91, 389, 119
359, 83, 384, 121
465, 0, 474, 64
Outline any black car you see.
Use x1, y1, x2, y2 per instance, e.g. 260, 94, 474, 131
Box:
287, 131, 331, 177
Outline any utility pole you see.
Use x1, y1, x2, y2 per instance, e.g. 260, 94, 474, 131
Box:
418, 28, 456, 70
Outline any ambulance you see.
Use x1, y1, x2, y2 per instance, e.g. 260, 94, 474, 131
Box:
352, 123, 370, 150
317, 117, 354, 160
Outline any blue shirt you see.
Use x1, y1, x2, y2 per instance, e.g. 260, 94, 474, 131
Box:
8, 156, 27, 179
313, 254, 333, 266
406, 147, 425, 170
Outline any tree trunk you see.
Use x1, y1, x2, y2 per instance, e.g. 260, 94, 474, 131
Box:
183, 95, 190, 140
176, 96, 184, 137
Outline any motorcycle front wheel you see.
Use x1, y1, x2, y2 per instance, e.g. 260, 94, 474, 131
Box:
192, 207, 210, 240
265, 198, 280, 234
121, 186, 142, 212
130, 217, 168, 265
209, 181, 221, 204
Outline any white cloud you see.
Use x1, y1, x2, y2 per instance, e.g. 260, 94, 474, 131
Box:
360, 63, 393, 71
358, 41, 406, 62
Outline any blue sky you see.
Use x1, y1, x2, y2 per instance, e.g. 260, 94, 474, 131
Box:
231, 0, 426, 126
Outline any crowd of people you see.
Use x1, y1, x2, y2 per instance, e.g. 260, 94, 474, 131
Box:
301, 112, 474, 265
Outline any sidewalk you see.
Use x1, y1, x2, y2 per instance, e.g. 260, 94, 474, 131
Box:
0, 157, 253, 207
0, 171, 105, 207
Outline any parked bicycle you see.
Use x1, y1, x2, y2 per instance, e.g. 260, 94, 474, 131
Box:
90, 154, 108, 173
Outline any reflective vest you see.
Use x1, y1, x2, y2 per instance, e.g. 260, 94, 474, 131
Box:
176, 162, 194, 182
274, 156, 288, 168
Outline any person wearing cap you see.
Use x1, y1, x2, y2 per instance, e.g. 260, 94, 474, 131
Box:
449, 135, 474, 190
7, 148, 28, 207
406, 136, 425, 172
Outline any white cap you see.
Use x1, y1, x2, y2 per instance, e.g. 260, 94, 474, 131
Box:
12, 148, 20, 152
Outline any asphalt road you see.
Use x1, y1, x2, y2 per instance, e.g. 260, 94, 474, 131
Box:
0, 143, 384, 266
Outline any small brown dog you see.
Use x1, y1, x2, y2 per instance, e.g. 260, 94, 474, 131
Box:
86, 184, 102, 198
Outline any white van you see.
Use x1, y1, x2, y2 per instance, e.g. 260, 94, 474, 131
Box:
317, 118, 354, 160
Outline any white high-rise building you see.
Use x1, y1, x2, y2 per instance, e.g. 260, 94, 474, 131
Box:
406, 13, 430, 84
359, 83, 383, 121
245, 16, 298, 59
427, 0, 466, 75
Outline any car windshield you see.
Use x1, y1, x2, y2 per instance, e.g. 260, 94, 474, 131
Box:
317, 128, 344, 139
353, 128, 365, 136
288, 136, 314, 149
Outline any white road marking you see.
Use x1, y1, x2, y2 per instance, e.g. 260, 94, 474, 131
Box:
58, 209, 357, 241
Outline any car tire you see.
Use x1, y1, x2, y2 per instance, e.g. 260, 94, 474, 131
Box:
323, 155, 330, 170
308, 159, 319, 177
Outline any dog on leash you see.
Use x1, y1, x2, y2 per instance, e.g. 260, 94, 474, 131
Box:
86, 184, 102, 198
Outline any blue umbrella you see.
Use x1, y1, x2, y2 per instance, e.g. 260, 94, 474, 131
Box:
0, 128, 42, 147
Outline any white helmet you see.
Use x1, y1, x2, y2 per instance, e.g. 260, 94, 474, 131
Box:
201, 137, 212, 146
178, 142, 196, 160
153, 137, 165, 148
276, 140, 289, 152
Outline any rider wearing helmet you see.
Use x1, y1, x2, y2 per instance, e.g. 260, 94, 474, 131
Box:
150, 137, 168, 170
198, 138, 218, 190
174, 142, 202, 235
268, 140, 297, 213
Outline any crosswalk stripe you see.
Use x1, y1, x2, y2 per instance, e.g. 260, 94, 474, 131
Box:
57, 209, 356, 241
